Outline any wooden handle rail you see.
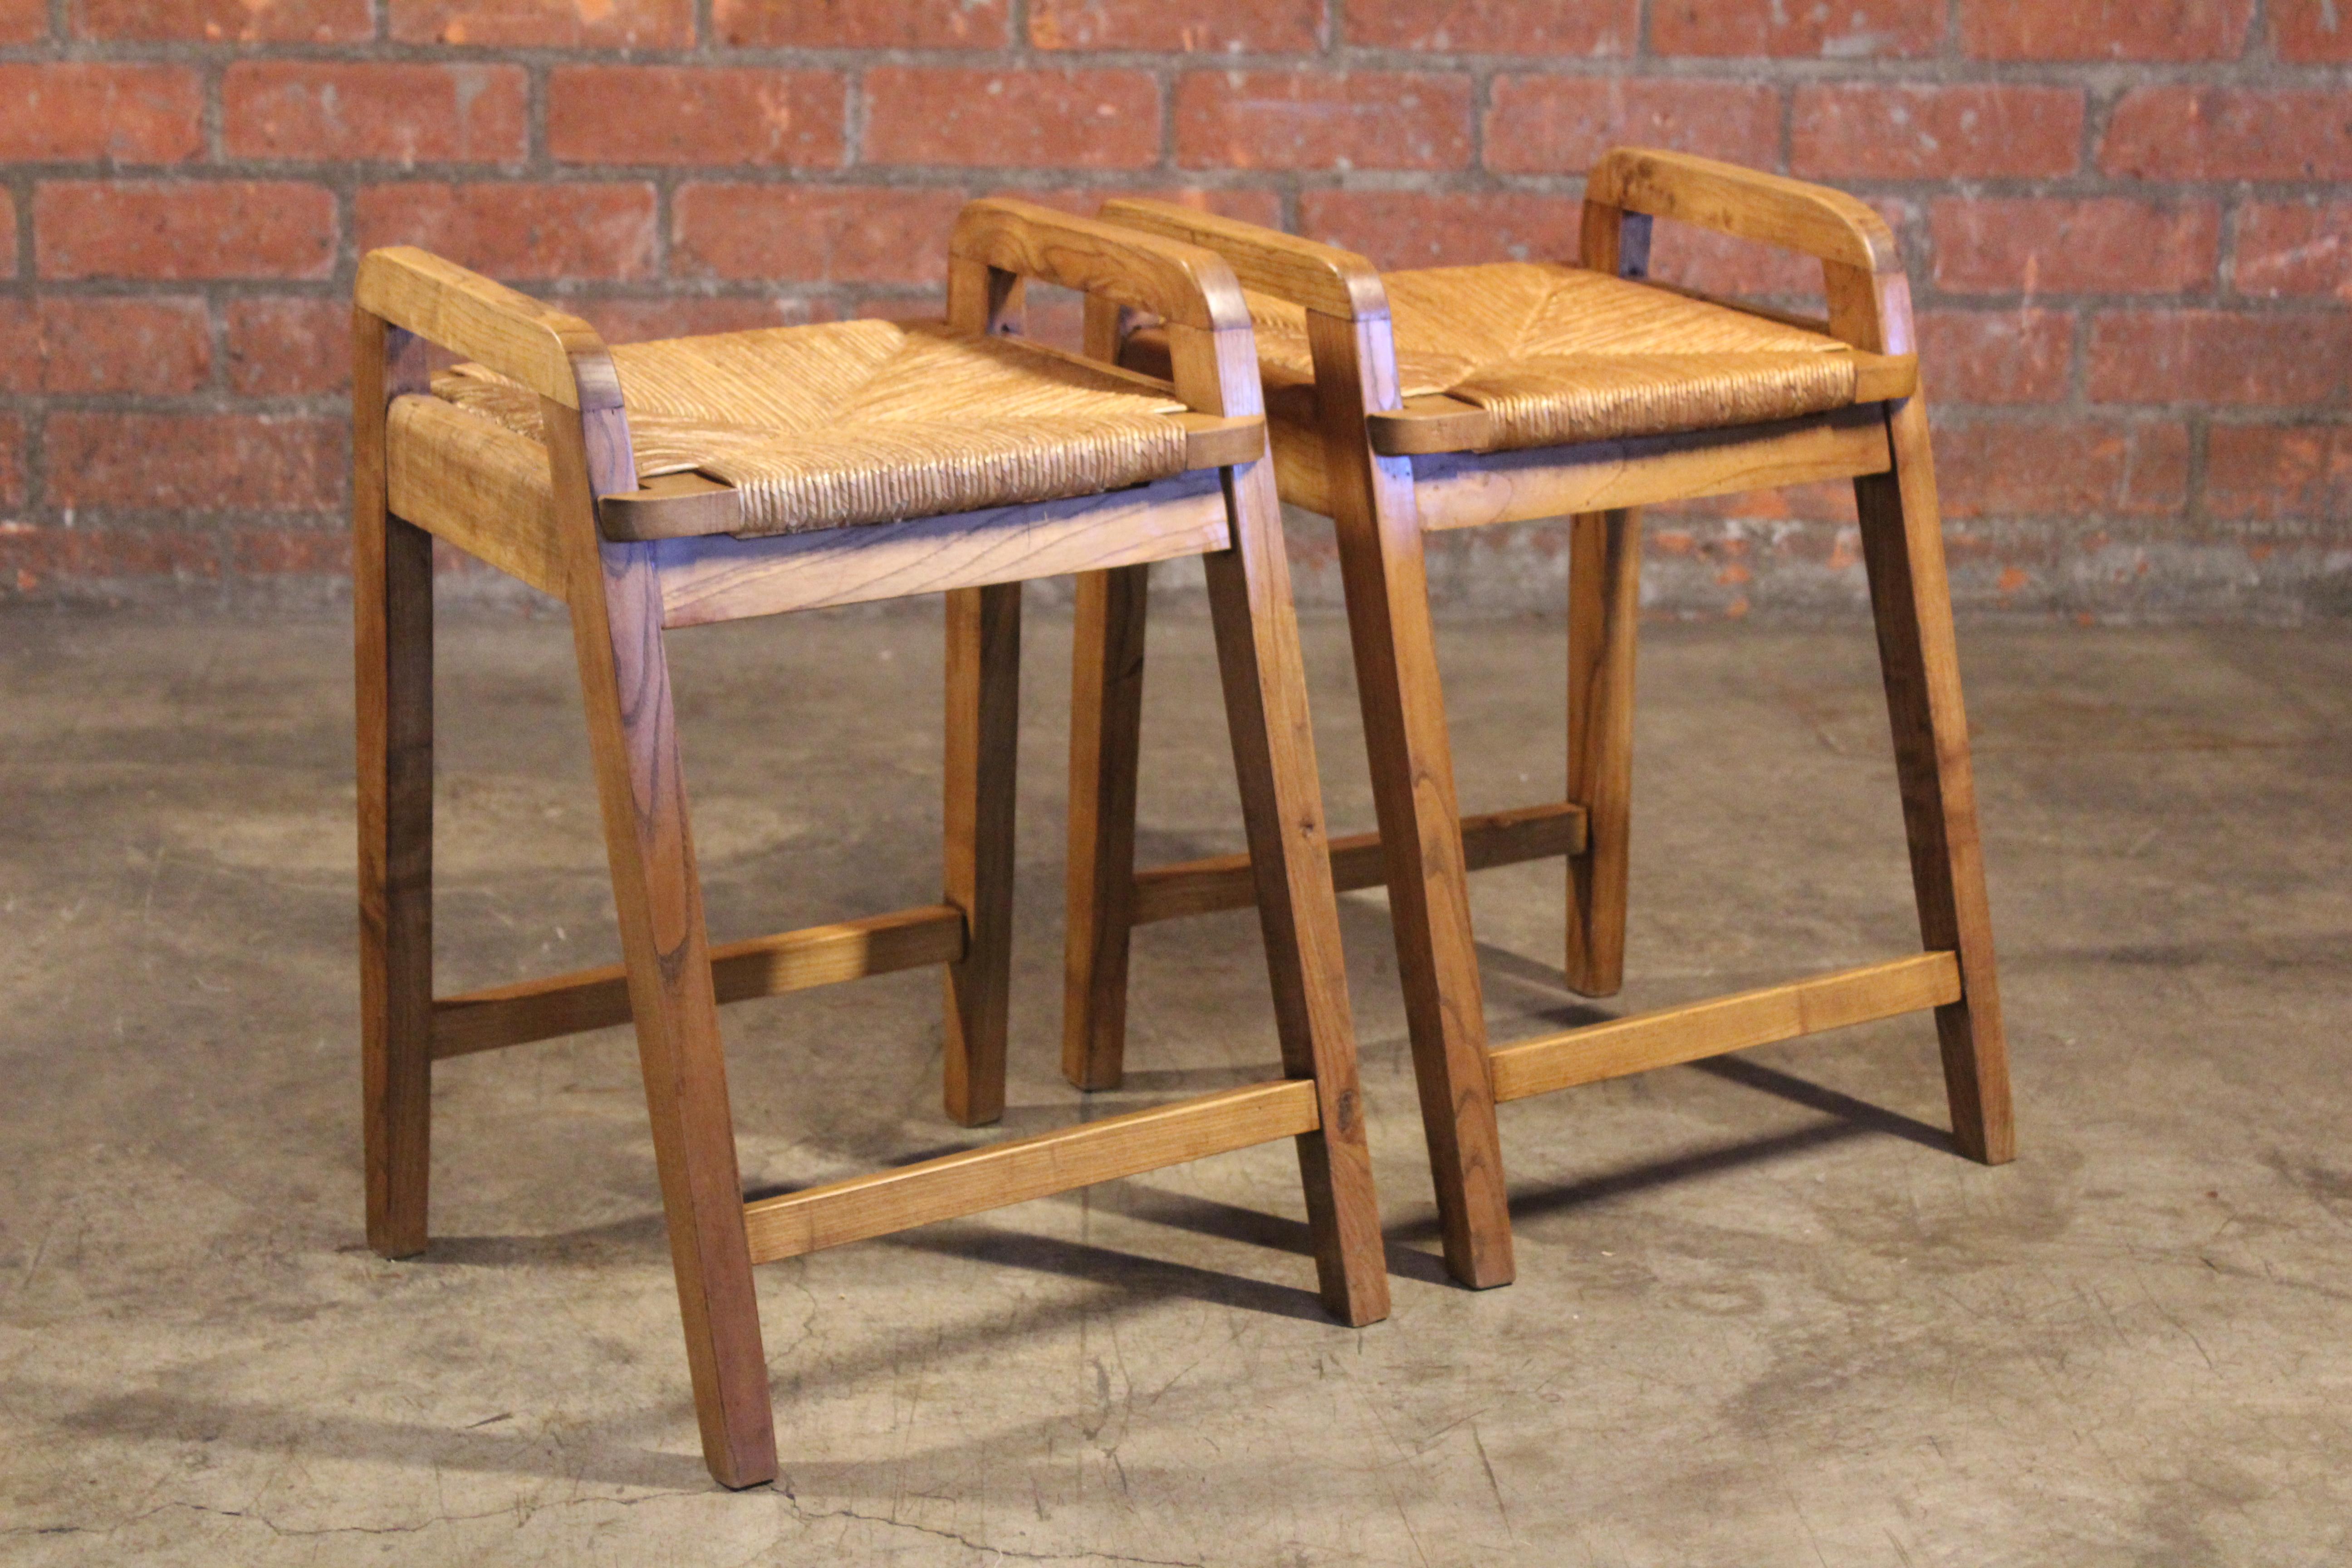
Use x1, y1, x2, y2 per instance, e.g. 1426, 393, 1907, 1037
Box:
1131, 800, 1589, 927
431, 904, 967, 1058
356, 246, 616, 410
1488, 951, 1962, 1103
1584, 148, 1902, 276
742, 1078, 1321, 1264
951, 198, 1255, 334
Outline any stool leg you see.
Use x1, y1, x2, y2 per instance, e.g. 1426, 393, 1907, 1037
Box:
1853, 398, 2015, 1166
1205, 455, 1391, 1327
1309, 312, 1514, 1291
943, 583, 1021, 1128
1062, 565, 1148, 1092
557, 406, 775, 1487
1564, 508, 1640, 999
355, 314, 433, 1260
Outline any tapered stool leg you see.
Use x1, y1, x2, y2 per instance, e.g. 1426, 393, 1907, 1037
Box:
356, 312, 435, 1261
1306, 312, 1515, 1291
943, 583, 1022, 1127
553, 403, 777, 1491
1853, 398, 2015, 1166
1062, 564, 1149, 1091
1564, 508, 1640, 999
1204, 449, 1390, 1326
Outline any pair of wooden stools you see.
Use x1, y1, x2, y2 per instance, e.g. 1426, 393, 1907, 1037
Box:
355, 148, 2012, 1488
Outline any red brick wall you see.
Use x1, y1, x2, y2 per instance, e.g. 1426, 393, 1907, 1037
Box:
1, 0, 2346, 616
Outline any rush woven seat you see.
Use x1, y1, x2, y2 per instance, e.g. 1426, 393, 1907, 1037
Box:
1245, 261, 1860, 451
428, 318, 1192, 538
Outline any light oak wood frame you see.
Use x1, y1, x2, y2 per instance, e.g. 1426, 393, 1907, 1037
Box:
353, 200, 1388, 1492
1074, 149, 2014, 1291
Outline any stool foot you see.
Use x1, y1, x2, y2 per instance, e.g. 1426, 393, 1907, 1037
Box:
356, 314, 435, 1261
1062, 564, 1148, 1093
1855, 397, 2015, 1166
555, 403, 778, 1491
1565, 508, 1640, 1001
943, 583, 1021, 1128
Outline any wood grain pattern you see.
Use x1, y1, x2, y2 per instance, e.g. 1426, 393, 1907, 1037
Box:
951, 198, 1252, 333
431, 905, 967, 1059
1563, 510, 1640, 998
1855, 395, 2015, 1166
1411, 404, 1892, 532
652, 471, 1229, 629
1061, 563, 1150, 1091
386, 394, 566, 597
356, 310, 435, 1262
1305, 306, 1514, 1289
1129, 800, 1587, 927
1584, 147, 1903, 275
1096, 197, 1388, 321
547, 378, 776, 1490
941, 582, 1021, 1128
1172, 315, 1390, 1326
356, 246, 612, 410
743, 1080, 1321, 1265
1489, 952, 1962, 1103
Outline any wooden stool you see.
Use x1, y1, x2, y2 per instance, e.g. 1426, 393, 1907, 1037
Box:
353, 199, 1388, 1490
1068, 149, 2014, 1291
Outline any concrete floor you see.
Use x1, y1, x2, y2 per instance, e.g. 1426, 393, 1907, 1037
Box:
1, 603, 2347, 1566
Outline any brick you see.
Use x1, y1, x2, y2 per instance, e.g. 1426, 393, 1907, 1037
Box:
2101, 88, 2352, 181
2233, 204, 2352, 300
1935, 418, 2188, 517
224, 64, 528, 166
1300, 190, 1580, 269
356, 183, 657, 280
232, 527, 350, 574
578, 297, 821, 344
2205, 424, 2352, 519
672, 185, 968, 285
46, 414, 346, 512
1003, 186, 1284, 228
225, 298, 352, 394
2270, 0, 2352, 60
1931, 199, 2220, 295
865, 69, 1161, 170
1344, 0, 1635, 53
1793, 85, 2082, 179
0, 528, 221, 584
1916, 310, 2072, 404
1176, 71, 1472, 171
714, 0, 1007, 47
1, 0, 42, 41
0, 415, 23, 510
0, 65, 202, 163
0, 299, 211, 395
388, 0, 689, 48
1652, 0, 1941, 56
0, 200, 14, 274
72, 0, 368, 41
1960, 0, 2252, 58
1033, 0, 1323, 51
2088, 311, 2350, 406
1485, 77, 1781, 174
37, 182, 337, 281
549, 69, 843, 168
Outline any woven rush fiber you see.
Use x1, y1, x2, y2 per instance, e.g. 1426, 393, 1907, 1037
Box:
1244, 262, 1859, 450
432, 319, 1192, 537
